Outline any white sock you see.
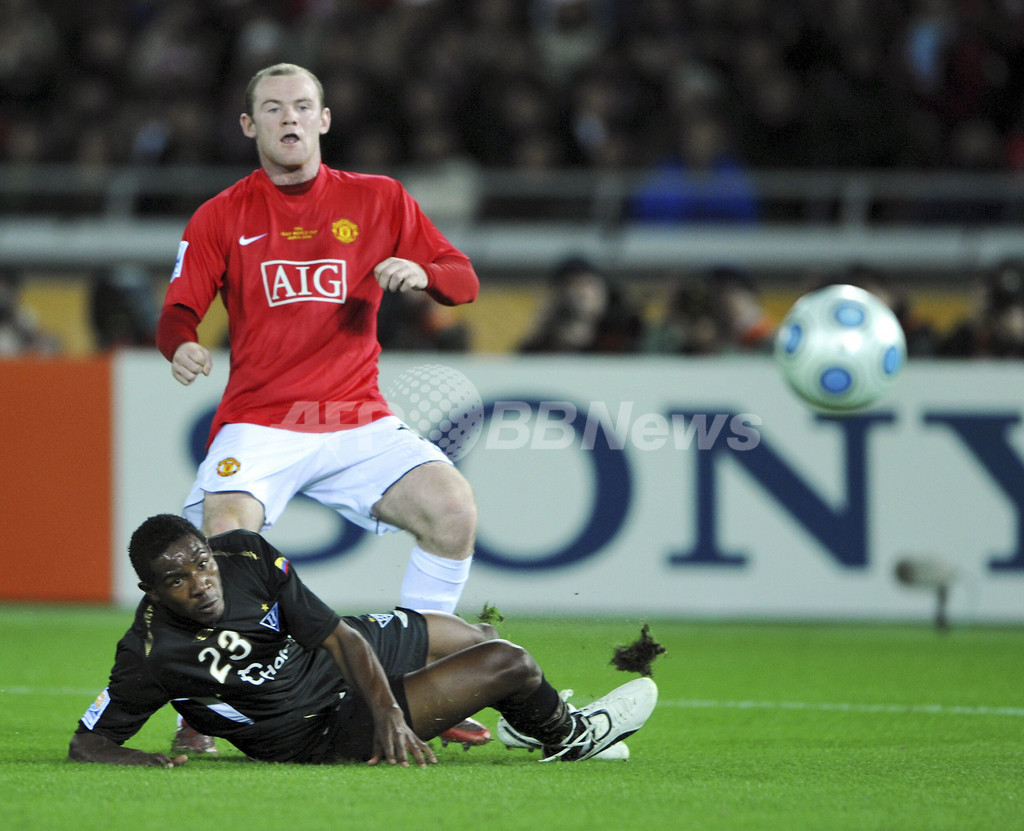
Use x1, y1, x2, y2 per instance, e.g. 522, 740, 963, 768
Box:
400, 545, 472, 613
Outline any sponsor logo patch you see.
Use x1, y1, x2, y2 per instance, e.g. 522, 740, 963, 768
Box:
259, 602, 281, 632
261, 259, 347, 306
170, 241, 189, 282
81, 688, 111, 729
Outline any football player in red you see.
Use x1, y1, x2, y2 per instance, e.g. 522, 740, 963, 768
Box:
156, 63, 484, 754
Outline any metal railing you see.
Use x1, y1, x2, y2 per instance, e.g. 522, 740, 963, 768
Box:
2, 164, 1023, 275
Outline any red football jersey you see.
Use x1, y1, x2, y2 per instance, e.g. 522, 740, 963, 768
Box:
161, 164, 478, 443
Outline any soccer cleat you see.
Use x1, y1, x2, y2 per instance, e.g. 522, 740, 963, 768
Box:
439, 717, 492, 750
495, 715, 544, 751
496, 687, 576, 752
496, 689, 631, 760
497, 715, 630, 760
540, 678, 657, 762
171, 723, 219, 756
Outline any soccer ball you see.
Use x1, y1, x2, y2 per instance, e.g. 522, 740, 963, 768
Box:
774, 283, 907, 414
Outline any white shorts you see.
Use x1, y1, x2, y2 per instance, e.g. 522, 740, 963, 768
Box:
184, 416, 452, 535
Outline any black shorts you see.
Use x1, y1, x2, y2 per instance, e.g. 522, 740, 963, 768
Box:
313, 608, 429, 763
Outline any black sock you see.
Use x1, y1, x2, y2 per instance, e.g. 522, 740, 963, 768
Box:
495, 675, 574, 745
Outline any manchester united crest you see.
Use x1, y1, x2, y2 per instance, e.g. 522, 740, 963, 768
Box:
216, 457, 241, 477
332, 218, 359, 243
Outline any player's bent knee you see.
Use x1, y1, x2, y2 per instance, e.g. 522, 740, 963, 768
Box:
484, 640, 541, 693
421, 502, 476, 559
446, 506, 477, 554
475, 622, 500, 641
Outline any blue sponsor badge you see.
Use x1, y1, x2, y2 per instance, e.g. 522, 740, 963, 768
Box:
81, 688, 111, 729
260, 602, 281, 632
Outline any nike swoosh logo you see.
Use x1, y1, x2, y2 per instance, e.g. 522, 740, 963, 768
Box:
239, 233, 268, 246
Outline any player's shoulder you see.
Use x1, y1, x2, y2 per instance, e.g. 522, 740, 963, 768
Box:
208, 528, 286, 571
123, 599, 174, 659
196, 169, 264, 212
323, 165, 403, 196
208, 527, 267, 554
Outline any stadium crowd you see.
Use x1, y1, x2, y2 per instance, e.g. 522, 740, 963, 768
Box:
2, 0, 1024, 360
4, 0, 1024, 173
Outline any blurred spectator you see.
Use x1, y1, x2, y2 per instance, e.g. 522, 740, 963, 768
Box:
802, 32, 917, 167
377, 290, 471, 352
937, 260, 1024, 358
645, 279, 720, 355
125, 2, 224, 100
911, 118, 1014, 223
706, 266, 775, 353
903, 0, 956, 103
225, 6, 290, 81
2, 121, 49, 163
529, 0, 614, 89
565, 50, 653, 168
0, 0, 64, 112
509, 128, 569, 170
0, 269, 60, 356
518, 256, 645, 353
5, 0, 1024, 173
319, 68, 394, 169
89, 263, 159, 350
627, 108, 760, 224
467, 0, 534, 78
731, 32, 813, 168
485, 73, 566, 168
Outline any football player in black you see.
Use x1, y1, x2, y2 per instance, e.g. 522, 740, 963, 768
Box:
69, 514, 656, 767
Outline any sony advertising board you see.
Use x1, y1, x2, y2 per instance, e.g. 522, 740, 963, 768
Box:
114, 353, 1024, 622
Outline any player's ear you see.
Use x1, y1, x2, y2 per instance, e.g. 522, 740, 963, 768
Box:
240, 112, 256, 138
319, 107, 331, 135
138, 581, 157, 601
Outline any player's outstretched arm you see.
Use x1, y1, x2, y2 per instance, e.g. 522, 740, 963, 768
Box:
68, 731, 187, 768
170, 341, 213, 386
320, 620, 437, 769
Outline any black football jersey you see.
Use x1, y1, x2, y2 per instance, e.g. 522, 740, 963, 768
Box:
77, 530, 349, 762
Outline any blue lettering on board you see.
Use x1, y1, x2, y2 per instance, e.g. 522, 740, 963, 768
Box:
670, 411, 896, 568
924, 412, 1024, 571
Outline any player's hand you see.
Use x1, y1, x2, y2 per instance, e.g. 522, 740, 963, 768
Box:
171, 342, 213, 386
374, 258, 428, 294
366, 711, 437, 769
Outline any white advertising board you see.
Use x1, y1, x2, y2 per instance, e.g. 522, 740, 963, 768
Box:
114, 352, 1024, 622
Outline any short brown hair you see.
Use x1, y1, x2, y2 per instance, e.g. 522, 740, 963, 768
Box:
244, 63, 325, 115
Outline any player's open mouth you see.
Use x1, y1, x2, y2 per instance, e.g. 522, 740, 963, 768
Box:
196, 598, 220, 615
281, 134, 299, 144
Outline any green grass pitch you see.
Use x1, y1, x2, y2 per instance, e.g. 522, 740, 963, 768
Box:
1, 604, 1022, 831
